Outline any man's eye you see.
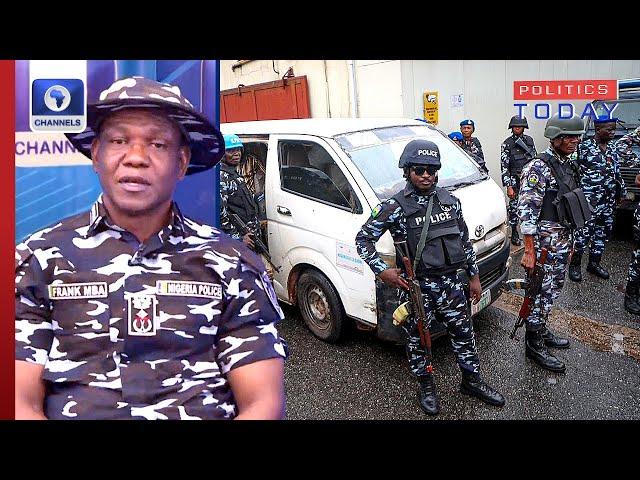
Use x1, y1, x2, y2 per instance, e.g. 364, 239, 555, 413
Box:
151, 142, 167, 149
110, 138, 126, 145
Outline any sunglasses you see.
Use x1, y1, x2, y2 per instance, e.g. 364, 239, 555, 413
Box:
410, 165, 439, 176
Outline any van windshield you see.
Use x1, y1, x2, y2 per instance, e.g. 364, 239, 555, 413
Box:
593, 99, 640, 128
334, 125, 486, 201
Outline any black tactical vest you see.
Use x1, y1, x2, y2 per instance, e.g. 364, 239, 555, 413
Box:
221, 164, 258, 224
504, 134, 535, 175
393, 186, 467, 276
538, 153, 592, 229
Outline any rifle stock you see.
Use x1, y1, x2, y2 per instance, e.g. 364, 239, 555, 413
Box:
229, 213, 282, 273
511, 248, 549, 339
395, 241, 433, 373
515, 137, 535, 159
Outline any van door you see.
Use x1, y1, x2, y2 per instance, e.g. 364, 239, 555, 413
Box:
265, 134, 376, 329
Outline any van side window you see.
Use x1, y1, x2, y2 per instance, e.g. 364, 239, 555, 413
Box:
278, 141, 360, 211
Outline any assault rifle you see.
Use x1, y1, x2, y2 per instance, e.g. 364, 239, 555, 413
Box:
229, 213, 281, 273
394, 241, 433, 374
515, 136, 536, 159
508, 248, 549, 340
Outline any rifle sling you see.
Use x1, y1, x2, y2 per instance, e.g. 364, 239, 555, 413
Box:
413, 195, 435, 274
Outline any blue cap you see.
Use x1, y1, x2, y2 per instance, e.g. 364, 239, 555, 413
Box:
594, 115, 618, 125
223, 133, 243, 150
460, 119, 475, 127
448, 131, 463, 141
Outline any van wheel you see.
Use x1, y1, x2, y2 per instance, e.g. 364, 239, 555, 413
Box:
297, 270, 346, 343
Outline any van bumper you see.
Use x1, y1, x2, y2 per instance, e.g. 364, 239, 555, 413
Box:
375, 239, 511, 344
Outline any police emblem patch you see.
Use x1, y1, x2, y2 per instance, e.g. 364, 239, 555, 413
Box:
527, 173, 539, 187
128, 293, 158, 336
371, 204, 383, 218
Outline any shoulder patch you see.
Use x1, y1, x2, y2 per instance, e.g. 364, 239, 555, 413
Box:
371, 204, 383, 218
527, 172, 540, 187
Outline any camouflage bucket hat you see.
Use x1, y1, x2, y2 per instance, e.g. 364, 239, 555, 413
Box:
65, 76, 225, 175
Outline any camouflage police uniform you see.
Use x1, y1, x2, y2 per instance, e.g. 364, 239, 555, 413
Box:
614, 127, 640, 313
356, 183, 481, 377
572, 137, 626, 265
500, 133, 537, 233
461, 137, 488, 173
15, 196, 288, 420
517, 147, 575, 331
219, 163, 261, 244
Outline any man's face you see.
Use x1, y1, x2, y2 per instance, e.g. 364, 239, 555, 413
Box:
408, 164, 438, 192
552, 134, 581, 156
223, 147, 243, 166
460, 125, 474, 138
595, 122, 616, 142
512, 126, 524, 136
90, 109, 190, 219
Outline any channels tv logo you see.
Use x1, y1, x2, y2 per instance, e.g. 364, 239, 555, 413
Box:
31, 78, 86, 132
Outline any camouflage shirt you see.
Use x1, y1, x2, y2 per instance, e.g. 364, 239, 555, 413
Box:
577, 137, 626, 200
15, 196, 288, 420
461, 137, 487, 173
517, 147, 572, 236
614, 126, 640, 167
355, 182, 479, 278
219, 163, 260, 240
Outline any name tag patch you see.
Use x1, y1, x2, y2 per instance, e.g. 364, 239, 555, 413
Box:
48, 282, 108, 300
156, 280, 222, 299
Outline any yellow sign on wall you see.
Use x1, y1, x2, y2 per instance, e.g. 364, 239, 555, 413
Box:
423, 91, 438, 125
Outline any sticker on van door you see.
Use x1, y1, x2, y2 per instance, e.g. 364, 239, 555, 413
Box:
336, 242, 365, 275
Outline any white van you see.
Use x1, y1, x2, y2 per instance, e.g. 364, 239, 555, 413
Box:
221, 118, 511, 343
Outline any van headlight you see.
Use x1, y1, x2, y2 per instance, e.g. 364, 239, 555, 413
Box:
379, 252, 396, 268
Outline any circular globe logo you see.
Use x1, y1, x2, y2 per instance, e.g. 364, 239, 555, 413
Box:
43, 85, 71, 112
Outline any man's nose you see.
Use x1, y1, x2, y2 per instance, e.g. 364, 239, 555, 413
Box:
122, 143, 150, 166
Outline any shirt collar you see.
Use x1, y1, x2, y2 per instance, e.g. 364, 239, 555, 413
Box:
84, 194, 187, 239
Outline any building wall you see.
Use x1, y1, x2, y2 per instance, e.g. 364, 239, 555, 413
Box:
220, 60, 352, 118
401, 60, 640, 186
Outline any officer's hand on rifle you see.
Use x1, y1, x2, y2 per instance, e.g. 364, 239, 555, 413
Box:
469, 275, 482, 304
507, 186, 516, 200
521, 235, 536, 270
378, 268, 410, 290
242, 233, 255, 249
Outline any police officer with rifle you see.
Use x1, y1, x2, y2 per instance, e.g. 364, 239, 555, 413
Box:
500, 115, 537, 246
356, 139, 504, 416
517, 114, 592, 373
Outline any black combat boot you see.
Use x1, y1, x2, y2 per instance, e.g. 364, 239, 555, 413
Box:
525, 330, 566, 373
624, 281, 640, 316
417, 375, 440, 416
510, 228, 522, 246
460, 371, 506, 407
568, 253, 582, 282
541, 326, 570, 349
586, 255, 610, 280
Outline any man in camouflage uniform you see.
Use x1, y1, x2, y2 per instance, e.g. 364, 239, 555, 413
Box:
517, 114, 588, 373
355, 139, 504, 416
448, 131, 464, 147
219, 134, 261, 251
615, 127, 640, 315
15, 77, 288, 420
459, 119, 488, 173
500, 115, 537, 246
569, 117, 626, 282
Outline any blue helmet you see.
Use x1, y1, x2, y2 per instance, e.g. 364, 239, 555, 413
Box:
224, 133, 243, 150
460, 119, 475, 128
448, 131, 463, 141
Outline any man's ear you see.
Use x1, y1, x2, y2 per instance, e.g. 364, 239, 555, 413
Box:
90, 138, 100, 173
177, 146, 191, 180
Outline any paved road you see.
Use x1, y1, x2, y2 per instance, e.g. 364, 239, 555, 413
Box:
279, 234, 640, 420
